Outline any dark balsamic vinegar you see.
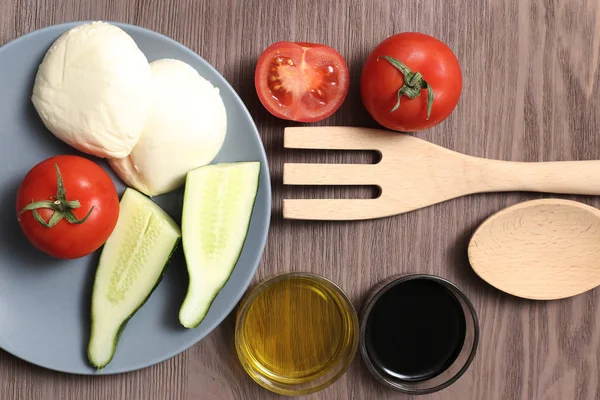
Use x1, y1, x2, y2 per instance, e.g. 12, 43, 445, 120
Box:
365, 278, 467, 381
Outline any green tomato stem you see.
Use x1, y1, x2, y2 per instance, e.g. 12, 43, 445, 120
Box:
378, 55, 435, 120
17, 164, 95, 228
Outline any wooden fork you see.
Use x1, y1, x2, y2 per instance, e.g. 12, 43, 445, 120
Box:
283, 126, 600, 220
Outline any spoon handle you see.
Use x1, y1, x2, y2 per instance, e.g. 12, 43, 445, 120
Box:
473, 159, 600, 196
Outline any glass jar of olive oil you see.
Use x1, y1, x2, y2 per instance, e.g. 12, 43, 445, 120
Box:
235, 272, 359, 396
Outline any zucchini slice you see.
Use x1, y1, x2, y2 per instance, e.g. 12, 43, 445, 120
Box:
88, 188, 181, 369
179, 162, 260, 328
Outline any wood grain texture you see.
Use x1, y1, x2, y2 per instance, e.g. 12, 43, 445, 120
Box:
283, 126, 600, 220
2, 0, 600, 399
468, 199, 600, 300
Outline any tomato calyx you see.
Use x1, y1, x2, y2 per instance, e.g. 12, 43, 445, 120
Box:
17, 164, 95, 228
378, 55, 435, 120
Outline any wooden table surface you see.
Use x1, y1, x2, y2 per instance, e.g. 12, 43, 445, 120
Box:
2, 0, 600, 399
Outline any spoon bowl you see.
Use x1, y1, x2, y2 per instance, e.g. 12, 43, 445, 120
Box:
468, 199, 600, 300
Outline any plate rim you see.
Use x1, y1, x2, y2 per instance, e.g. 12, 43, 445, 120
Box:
0, 20, 272, 375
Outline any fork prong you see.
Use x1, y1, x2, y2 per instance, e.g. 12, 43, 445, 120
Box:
283, 199, 390, 220
284, 163, 381, 186
284, 126, 384, 151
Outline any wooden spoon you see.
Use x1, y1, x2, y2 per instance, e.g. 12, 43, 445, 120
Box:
468, 199, 600, 300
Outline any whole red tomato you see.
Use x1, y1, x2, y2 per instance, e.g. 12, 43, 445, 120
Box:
16, 155, 119, 259
361, 32, 462, 131
255, 41, 350, 122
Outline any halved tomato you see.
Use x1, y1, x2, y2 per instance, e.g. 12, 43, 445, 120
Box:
255, 41, 350, 122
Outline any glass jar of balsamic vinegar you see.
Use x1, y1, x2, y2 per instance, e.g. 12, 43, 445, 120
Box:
359, 274, 479, 395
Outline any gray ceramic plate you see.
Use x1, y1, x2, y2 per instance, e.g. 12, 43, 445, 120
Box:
0, 22, 271, 374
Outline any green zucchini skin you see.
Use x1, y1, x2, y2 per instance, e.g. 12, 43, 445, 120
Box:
87, 188, 182, 369
179, 162, 261, 329
87, 240, 180, 370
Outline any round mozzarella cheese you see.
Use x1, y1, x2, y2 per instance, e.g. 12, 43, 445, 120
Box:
109, 58, 227, 196
32, 21, 152, 158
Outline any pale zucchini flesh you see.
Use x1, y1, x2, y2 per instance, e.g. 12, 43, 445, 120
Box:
88, 188, 181, 369
179, 162, 260, 328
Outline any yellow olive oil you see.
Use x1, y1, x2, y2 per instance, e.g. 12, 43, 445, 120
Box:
235, 273, 358, 395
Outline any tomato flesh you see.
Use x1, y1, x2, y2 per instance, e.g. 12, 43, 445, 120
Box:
255, 42, 349, 122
